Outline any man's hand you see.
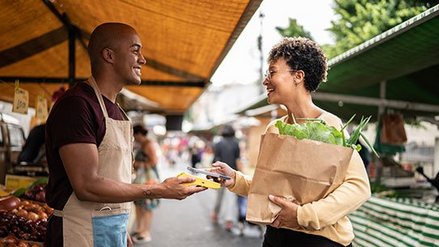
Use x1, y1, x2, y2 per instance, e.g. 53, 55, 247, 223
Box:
268, 195, 300, 229
210, 162, 236, 187
153, 177, 206, 200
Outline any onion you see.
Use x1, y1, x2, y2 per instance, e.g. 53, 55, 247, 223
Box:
16, 209, 29, 218
27, 212, 39, 221
0, 196, 21, 211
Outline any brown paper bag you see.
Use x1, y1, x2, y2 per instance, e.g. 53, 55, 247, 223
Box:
246, 133, 353, 224
380, 113, 407, 145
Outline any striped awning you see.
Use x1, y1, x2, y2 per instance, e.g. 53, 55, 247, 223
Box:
350, 196, 439, 246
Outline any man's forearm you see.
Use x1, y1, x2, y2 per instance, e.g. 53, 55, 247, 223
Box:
74, 176, 160, 203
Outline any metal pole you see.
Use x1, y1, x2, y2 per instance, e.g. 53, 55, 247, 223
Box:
434, 137, 439, 178
375, 80, 387, 185
257, 11, 265, 94
68, 24, 76, 85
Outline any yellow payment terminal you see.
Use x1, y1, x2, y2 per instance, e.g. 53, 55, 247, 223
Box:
177, 172, 221, 189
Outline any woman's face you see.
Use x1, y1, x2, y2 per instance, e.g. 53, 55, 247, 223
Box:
263, 58, 296, 105
133, 133, 142, 142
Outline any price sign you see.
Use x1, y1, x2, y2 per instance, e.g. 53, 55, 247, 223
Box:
12, 81, 29, 114
36, 95, 48, 120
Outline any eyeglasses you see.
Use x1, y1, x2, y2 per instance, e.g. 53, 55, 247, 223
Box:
264, 69, 295, 80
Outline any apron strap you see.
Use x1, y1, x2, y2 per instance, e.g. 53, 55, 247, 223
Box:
87, 76, 109, 118
53, 209, 64, 217
116, 103, 130, 121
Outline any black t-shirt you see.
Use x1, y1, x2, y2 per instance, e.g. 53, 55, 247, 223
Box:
45, 82, 125, 210
213, 137, 240, 170
17, 124, 46, 163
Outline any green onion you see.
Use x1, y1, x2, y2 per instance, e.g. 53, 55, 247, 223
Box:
276, 115, 378, 157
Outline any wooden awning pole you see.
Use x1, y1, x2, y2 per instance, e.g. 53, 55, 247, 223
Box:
68, 25, 76, 85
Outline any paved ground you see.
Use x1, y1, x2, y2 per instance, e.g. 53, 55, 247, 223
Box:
132, 164, 264, 247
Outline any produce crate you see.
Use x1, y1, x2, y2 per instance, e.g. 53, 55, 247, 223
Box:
4, 175, 41, 191
1, 236, 44, 246
0, 198, 52, 244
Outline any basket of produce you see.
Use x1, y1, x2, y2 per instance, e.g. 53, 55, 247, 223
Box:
0, 178, 52, 245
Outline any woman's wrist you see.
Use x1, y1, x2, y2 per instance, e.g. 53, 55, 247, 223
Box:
227, 171, 237, 189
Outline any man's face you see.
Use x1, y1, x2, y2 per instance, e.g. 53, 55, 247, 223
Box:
113, 31, 146, 85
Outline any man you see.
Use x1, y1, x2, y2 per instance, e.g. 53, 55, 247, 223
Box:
45, 23, 205, 247
17, 87, 65, 165
211, 125, 241, 231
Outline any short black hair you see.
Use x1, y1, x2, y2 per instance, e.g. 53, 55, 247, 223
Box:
268, 37, 328, 92
133, 125, 148, 136
221, 125, 235, 137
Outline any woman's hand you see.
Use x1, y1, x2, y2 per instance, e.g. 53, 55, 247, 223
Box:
268, 195, 300, 229
210, 162, 236, 187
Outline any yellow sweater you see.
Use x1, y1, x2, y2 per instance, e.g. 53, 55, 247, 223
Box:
228, 112, 371, 246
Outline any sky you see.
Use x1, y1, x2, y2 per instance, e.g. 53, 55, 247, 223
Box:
211, 0, 336, 87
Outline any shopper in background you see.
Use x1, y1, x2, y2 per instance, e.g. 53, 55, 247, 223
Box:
190, 146, 201, 168
17, 87, 66, 165
211, 125, 241, 231
131, 125, 160, 243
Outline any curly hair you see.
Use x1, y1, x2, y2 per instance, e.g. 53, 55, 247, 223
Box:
268, 37, 328, 92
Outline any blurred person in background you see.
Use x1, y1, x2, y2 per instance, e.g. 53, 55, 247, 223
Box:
131, 125, 159, 243
190, 146, 201, 168
17, 87, 66, 166
199, 143, 214, 168
211, 125, 241, 231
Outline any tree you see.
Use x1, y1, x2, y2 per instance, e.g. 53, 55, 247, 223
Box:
276, 18, 313, 40
276, 0, 438, 58
325, 0, 437, 58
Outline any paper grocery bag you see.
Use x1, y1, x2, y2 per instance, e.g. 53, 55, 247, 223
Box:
380, 113, 407, 145
246, 133, 353, 224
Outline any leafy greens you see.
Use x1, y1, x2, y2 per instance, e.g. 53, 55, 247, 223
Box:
275, 115, 378, 157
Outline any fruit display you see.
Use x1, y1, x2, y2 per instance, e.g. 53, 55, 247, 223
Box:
22, 184, 45, 203
1, 177, 52, 245
13, 178, 48, 204
0, 198, 52, 243
0, 197, 21, 212
0, 234, 41, 247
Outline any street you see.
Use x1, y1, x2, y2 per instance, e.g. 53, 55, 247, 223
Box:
132, 164, 264, 247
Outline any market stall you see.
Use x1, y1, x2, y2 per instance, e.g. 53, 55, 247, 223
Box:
0, 0, 262, 115
235, 6, 439, 246
350, 196, 439, 246
0, 178, 51, 246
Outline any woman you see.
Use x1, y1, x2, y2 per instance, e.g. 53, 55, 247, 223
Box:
132, 125, 160, 243
213, 37, 370, 246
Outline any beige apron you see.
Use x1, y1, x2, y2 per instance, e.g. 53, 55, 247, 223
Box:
53, 77, 133, 247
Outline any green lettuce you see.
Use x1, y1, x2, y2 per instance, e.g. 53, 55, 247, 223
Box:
275, 115, 378, 156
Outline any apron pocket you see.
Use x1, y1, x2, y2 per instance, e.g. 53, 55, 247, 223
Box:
92, 213, 128, 247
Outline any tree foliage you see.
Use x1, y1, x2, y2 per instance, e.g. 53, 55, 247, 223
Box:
276, 0, 438, 58
276, 18, 313, 40
326, 0, 436, 58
